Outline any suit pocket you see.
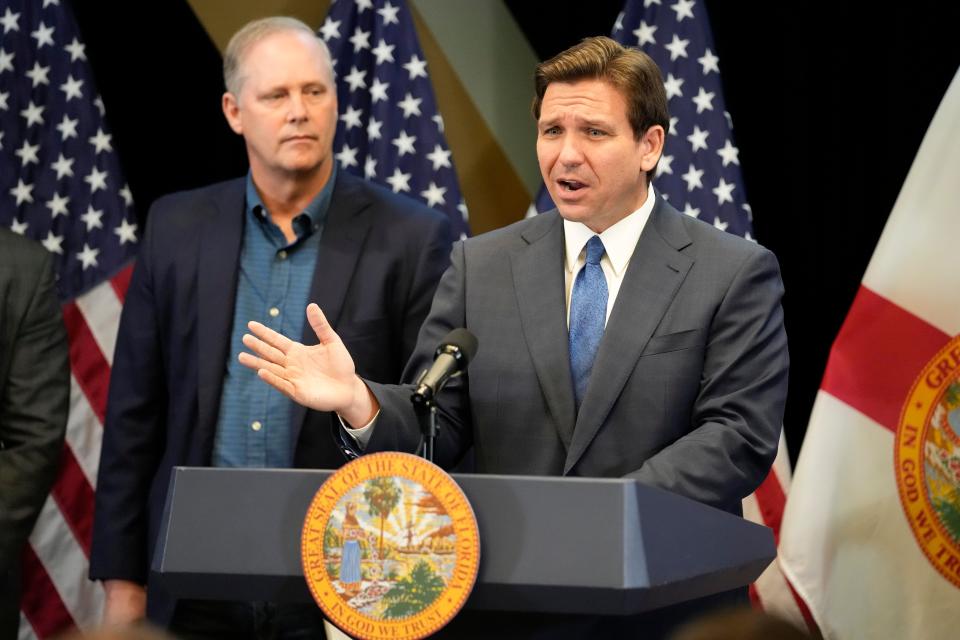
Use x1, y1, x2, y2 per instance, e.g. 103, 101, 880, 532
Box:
642, 328, 705, 356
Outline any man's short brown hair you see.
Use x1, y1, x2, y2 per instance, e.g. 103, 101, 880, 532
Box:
532, 36, 670, 142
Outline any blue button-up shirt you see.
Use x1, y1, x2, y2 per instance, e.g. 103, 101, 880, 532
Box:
212, 169, 336, 468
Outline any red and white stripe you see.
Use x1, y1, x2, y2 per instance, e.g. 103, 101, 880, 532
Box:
19, 266, 133, 639
779, 69, 960, 640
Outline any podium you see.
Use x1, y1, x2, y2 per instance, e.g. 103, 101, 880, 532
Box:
151, 467, 774, 615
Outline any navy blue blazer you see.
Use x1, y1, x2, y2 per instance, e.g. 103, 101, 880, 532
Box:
89, 171, 452, 622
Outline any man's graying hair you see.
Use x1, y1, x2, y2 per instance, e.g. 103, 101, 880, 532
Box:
223, 16, 332, 95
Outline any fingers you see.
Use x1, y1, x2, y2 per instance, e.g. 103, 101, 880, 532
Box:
241, 333, 285, 364
237, 352, 296, 397
247, 320, 294, 354
307, 303, 341, 346
257, 368, 296, 399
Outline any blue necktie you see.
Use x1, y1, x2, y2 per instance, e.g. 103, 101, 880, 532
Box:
569, 235, 608, 409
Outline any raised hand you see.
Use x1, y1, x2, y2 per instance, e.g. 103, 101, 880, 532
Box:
238, 303, 377, 425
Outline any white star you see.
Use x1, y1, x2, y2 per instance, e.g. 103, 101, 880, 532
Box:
339, 105, 363, 130
432, 114, 444, 132
355, 0, 374, 12
60, 74, 84, 100
9, 179, 34, 205
744, 230, 756, 243
43, 0, 60, 7
687, 125, 709, 152
319, 17, 341, 41
0, 91, 8, 111
77, 243, 100, 270
56, 114, 79, 140
10, 219, 28, 234
31, 21, 54, 48
681, 202, 700, 218
120, 184, 133, 206
81, 205, 104, 230
0, 130, 3, 150
377, 2, 400, 25
663, 73, 684, 100
669, 116, 679, 136
692, 87, 715, 114
420, 181, 447, 208
742, 202, 753, 220
402, 54, 427, 80
0, 8, 19, 34
370, 77, 389, 103
713, 217, 729, 232
51, 153, 75, 179
671, 0, 696, 21
645, 0, 663, 6
343, 66, 367, 91
397, 92, 422, 118
633, 21, 657, 47
349, 27, 371, 53
364, 156, 377, 179
712, 178, 736, 205
64, 37, 86, 61
85, 166, 108, 193
716, 139, 740, 166
613, 12, 624, 33
371, 39, 395, 64
46, 192, 70, 218
426, 144, 452, 170
385, 167, 411, 193
664, 34, 690, 61
392, 130, 417, 157
335, 143, 359, 168
94, 96, 105, 115
0, 48, 13, 74
724, 110, 733, 128
458, 199, 469, 221
658, 154, 674, 175
89, 128, 113, 154
26, 61, 50, 87
367, 116, 383, 140
41, 231, 64, 255
115, 218, 138, 245
698, 48, 720, 75
20, 101, 45, 127
681, 164, 704, 191
15, 139, 40, 166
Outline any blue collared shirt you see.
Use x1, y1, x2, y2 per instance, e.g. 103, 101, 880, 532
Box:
212, 168, 336, 468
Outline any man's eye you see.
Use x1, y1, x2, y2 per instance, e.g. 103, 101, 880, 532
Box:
588, 129, 606, 137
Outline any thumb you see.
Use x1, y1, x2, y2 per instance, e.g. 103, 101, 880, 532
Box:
306, 303, 340, 346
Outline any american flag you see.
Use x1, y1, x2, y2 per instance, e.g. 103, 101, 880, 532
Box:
529, 0, 810, 629
320, 0, 470, 239
1, 0, 137, 636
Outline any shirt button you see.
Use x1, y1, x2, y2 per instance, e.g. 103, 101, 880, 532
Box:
278, 250, 288, 260
251, 421, 262, 431
269, 307, 280, 317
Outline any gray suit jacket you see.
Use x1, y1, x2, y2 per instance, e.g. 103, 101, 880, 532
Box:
366, 197, 788, 515
0, 229, 69, 637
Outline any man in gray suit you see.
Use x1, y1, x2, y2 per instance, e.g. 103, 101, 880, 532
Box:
240, 36, 788, 637
0, 229, 69, 639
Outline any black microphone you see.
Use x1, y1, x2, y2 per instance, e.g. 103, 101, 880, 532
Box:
411, 328, 478, 407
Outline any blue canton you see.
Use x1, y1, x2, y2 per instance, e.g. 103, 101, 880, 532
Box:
212, 168, 335, 468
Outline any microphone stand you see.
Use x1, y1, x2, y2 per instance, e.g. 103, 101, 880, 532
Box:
411, 374, 437, 463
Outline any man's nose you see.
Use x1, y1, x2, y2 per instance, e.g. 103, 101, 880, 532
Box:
287, 92, 308, 121
557, 134, 583, 166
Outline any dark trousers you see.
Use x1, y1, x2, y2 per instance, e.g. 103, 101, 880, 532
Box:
169, 600, 327, 640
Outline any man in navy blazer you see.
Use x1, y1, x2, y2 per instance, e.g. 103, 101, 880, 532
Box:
89, 17, 452, 631
240, 37, 788, 638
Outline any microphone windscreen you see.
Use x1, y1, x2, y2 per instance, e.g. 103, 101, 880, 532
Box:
442, 328, 478, 365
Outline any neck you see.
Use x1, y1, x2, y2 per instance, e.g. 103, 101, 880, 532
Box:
250, 162, 332, 241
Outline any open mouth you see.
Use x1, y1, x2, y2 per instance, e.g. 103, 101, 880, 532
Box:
558, 179, 586, 192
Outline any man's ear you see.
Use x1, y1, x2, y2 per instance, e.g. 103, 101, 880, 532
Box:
639, 124, 666, 174
222, 92, 243, 135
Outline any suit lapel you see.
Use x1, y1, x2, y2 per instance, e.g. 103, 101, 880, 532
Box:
564, 200, 694, 474
511, 212, 577, 450
290, 172, 373, 449
197, 180, 245, 460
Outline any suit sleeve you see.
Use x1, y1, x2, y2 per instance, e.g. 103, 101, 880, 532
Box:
0, 251, 69, 573
625, 248, 788, 510
364, 241, 473, 467
89, 209, 167, 583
